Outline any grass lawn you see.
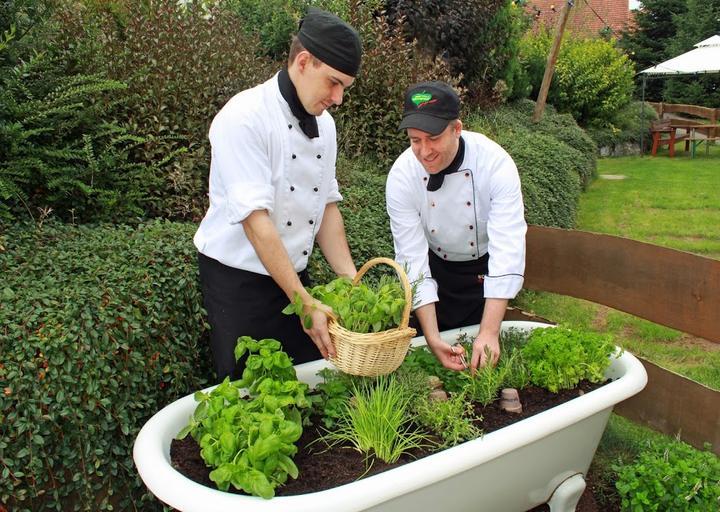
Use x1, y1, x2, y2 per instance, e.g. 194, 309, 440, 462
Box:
514, 143, 720, 509
516, 142, 720, 390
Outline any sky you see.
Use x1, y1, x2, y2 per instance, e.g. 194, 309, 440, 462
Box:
629, 0, 641, 10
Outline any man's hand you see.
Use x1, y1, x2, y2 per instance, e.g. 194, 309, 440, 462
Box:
470, 331, 500, 372
427, 340, 467, 371
301, 301, 336, 360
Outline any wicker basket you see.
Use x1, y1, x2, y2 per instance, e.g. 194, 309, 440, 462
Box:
328, 257, 416, 377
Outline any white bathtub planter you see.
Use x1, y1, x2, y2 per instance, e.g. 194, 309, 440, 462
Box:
134, 321, 648, 512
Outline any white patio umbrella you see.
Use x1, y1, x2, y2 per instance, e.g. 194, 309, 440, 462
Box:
640, 35, 720, 75
636, 35, 720, 152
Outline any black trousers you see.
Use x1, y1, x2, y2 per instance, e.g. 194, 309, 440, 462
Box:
411, 251, 490, 336
197, 253, 320, 382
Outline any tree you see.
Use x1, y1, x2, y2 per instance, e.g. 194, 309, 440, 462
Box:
662, 0, 720, 107
619, 0, 687, 101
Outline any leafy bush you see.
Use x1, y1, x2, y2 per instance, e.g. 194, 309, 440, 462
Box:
585, 101, 659, 153
0, 49, 169, 223
521, 326, 618, 392
413, 391, 481, 448
496, 130, 582, 228
0, 220, 212, 511
385, 0, 529, 105
334, 6, 458, 164
614, 440, 720, 511
52, 0, 275, 220
308, 157, 394, 285
518, 29, 636, 126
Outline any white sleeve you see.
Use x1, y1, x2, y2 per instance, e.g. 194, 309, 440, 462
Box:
209, 115, 275, 225
484, 153, 527, 299
386, 165, 438, 309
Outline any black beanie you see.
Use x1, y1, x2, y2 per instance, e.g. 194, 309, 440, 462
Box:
297, 8, 362, 77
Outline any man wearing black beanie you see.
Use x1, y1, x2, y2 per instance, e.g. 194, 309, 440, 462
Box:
194, 8, 362, 381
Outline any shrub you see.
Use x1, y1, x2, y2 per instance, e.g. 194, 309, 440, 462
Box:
496, 130, 582, 228
385, 0, 530, 105
52, 0, 275, 220
614, 440, 720, 511
308, 156, 394, 285
0, 47, 170, 223
518, 29, 636, 126
334, 5, 458, 164
0, 220, 212, 511
585, 101, 659, 153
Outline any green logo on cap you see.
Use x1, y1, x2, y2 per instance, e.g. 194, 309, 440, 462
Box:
411, 92, 433, 106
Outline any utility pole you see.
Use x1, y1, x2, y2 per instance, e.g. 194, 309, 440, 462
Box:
532, 1, 574, 122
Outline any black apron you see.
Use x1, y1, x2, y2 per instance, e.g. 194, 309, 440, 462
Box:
198, 253, 320, 381
412, 250, 489, 334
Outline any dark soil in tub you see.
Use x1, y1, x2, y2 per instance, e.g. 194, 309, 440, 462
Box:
170, 380, 609, 510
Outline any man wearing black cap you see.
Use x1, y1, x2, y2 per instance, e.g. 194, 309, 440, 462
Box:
194, 8, 362, 381
386, 81, 527, 373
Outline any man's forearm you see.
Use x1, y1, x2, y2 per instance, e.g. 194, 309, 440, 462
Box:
242, 210, 313, 303
316, 202, 356, 278
479, 298, 508, 336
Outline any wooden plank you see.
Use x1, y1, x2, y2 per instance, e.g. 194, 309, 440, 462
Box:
615, 358, 720, 456
524, 226, 720, 344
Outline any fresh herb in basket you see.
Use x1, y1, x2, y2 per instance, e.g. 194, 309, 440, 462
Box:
282, 275, 407, 334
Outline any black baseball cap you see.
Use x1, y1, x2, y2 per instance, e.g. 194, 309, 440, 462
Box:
298, 8, 362, 77
399, 81, 460, 135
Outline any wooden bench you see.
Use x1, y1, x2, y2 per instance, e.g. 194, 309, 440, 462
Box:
650, 119, 688, 157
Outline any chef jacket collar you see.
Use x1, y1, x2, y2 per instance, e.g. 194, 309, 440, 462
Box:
278, 68, 319, 139
426, 136, 465, 192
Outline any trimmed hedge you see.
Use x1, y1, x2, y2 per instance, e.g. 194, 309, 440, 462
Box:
0, 220, 212, 511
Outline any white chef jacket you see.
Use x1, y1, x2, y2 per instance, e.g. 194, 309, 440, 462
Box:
386, 130, 526, 309
194, 73, 342, 274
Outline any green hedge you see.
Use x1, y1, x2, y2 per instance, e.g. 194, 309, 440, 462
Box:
0, 220, 212, 511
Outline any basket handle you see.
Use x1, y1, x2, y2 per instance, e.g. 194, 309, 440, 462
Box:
352, 257, 413, 329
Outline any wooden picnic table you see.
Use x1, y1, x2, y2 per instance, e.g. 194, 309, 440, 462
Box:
650, 120, 719, 158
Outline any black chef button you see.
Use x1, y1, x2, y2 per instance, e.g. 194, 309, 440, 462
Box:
443, 254, 447, 259
472, 254, 476, 258
423, 177, 428, 181
316, 154, 322, 159
290, 186, 295, 191
313, 187, 318, 192
292, 154, 297, 159
437, 246, 441, 251
470, 242, 475, 246
309, 219, 314, 225
303, 250, 308, 255
469, 225, 474, 230
466, 201, 471, 206
465, 172, 470, 177
288, 124, 292, 129
431, 229, 435, 233
287, 221, 292, 226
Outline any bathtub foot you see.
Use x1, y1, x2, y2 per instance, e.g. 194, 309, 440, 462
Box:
547, 473, 586, 512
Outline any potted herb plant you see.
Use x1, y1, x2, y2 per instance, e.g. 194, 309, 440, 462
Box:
134, 321, 647, 511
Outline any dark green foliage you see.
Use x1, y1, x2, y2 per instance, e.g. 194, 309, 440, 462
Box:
385, 0, 529, 105
614, 440, 720, 511
661, 0, 720, 108
0, 51, 169, 223
585, 101, 659, 153
309, 157, 394, 285
52, 0, 276, 220
481, 130, 581, 228
334, 6, 458, 164
0, 220, 212, 511
618, 0, 688, 101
